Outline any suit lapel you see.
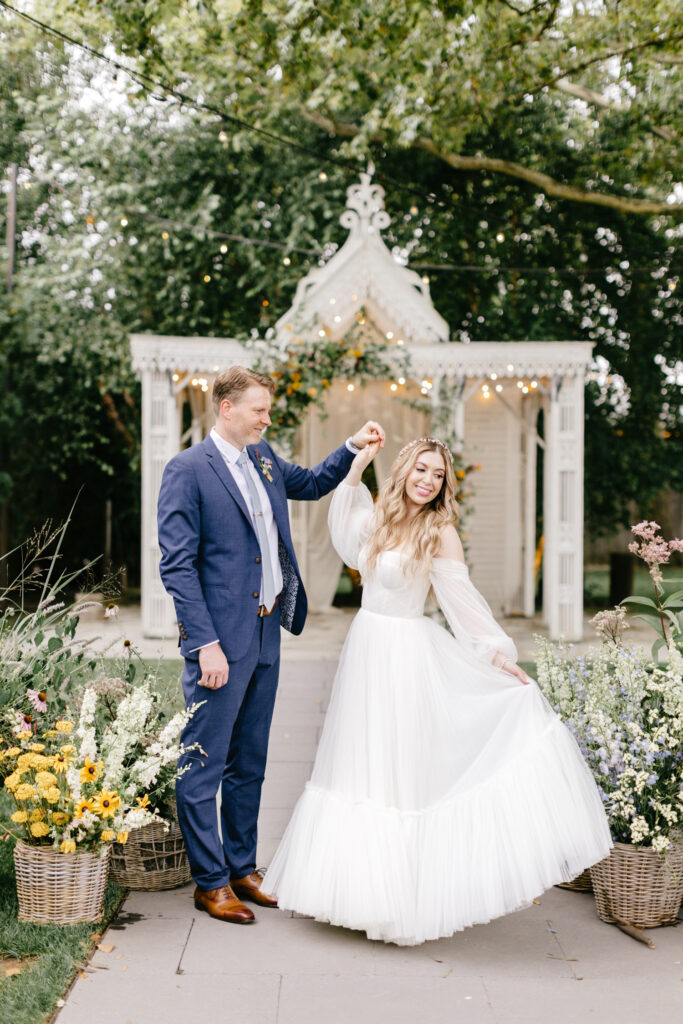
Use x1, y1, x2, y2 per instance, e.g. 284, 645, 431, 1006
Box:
203, 435, 253, 527
248, 444, 290, 543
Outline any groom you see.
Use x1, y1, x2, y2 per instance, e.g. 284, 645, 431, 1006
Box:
157, 366, 384, 923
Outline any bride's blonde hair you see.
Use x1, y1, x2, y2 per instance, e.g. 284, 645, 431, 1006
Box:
364, 438, 459, 576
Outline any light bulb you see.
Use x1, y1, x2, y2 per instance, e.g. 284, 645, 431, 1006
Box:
398, 377, 405, 385
203, 274, 211, 283
390, 383, 398, 392
347, 383, 355, 392
120, 218, 128, 227
220, 244, 228, 254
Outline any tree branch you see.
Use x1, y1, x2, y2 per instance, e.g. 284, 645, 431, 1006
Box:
554, 79, 677, 142
302, 109, 682, 217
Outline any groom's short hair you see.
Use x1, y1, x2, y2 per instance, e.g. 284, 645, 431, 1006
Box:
212, 366, 275, 413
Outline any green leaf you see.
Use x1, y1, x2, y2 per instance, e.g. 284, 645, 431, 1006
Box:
47, 636, 63, 653
621, 596, 659, 611
632, 613, 665, 635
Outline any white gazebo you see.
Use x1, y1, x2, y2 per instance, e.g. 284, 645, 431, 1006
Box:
131, 171, 593, 642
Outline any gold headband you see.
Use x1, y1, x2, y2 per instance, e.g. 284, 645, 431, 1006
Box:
397, 437, 453, 463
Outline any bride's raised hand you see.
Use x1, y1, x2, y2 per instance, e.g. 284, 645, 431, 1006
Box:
346, 439, 381, 486
501, 659, 533, 686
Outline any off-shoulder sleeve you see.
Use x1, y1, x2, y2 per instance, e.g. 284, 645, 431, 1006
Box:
429, 557, 518, 666
328, 481, 375, 570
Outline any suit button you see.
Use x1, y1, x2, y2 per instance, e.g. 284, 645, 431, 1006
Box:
252, 591, 259, 598
255, 556, 261, 564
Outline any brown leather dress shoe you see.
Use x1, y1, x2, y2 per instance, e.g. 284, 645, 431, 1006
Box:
193, 885, 255, 923
230, 871, 278, 909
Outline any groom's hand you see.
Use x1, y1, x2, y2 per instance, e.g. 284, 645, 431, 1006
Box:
198, 643, 229, 689
351, 421, 385, 449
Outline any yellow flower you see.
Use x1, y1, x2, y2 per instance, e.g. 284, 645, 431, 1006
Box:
456, 469, 466, 480
80, 757, 103, 784
45, 787, 61, 805
17, 753, 35, 770
73, 798, 94, 819
43, 730, 60, 739
31, 754, 50, 770
16, 730, 32, 741
10, 810, 28, 823
60, 839, 76, 853
29, 742, 45, 752
35, 771, 57, 789
30, 822, 50, 837
53, 752, 70, 773
51, 812, 69, 825
55, 720, 74, 733
15, 783, 37, 802
6, 746, 21, 756
136, 794, 151, 809
116, 831, 128, 845
60, 744, 76, 755
100, 829, 115, 842
30, 808, 44, 822
4, 773, 21, 793
93, 790, 120, 819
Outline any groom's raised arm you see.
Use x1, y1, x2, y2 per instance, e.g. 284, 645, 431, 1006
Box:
271, 421, 385, 502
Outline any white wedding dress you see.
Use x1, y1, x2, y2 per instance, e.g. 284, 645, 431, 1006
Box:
262, 482, 612, 945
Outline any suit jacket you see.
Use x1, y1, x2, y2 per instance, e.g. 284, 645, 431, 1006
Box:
157, 434, 355, 662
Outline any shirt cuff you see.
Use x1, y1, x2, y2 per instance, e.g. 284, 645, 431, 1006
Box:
189, 639, 220, 653
346, 437, 362, 454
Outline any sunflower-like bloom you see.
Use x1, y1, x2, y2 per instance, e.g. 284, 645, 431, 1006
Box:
53, 752, 70, 774
73, 798, 94, 819
93, 790, 121, 819
80, 757, 103, 784
136, 794, 151, 809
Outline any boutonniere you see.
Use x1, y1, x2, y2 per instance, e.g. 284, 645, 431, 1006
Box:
255, 450, 273, 483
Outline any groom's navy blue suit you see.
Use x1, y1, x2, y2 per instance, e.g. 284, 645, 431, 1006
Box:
157, 433, 355, 890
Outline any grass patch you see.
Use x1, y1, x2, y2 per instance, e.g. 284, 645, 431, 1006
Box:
583, 565, 682, 608
0, 821, 125, 1024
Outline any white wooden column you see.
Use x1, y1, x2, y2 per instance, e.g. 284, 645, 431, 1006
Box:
543, 372, 585, 640
522, 397, 539, 617
141, 370, 181, 638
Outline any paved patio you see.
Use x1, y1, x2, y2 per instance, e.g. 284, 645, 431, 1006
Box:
56, 620, 681, 1024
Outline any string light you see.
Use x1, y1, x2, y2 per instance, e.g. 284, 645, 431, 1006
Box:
218, 130, 228, 144
396, 339, 405, 346
172, 373, 180, 382
531, 380, 538, 388
507, 363, 514, 372
319, 171, 328, 182
410, 205, 418, 215
390, 383, 398, 391
220, 244, 228, 254
421, 275, 430, 284
203, 274, 211, 282
522, 385, 529, 394
162, 231, 169, 239
517, 380, 524, 388
398, 377, 406, 385
318, 329, 326, 337
386, 332, 394, 339
347, 383, 355, 392
283, 256, 291, 266
490, 373, 497, 380
329, 298, 336, 304
496, 232, 505, 242
334, 315, 341, 322
120, 217, 128, 227
495, 384, 503, 392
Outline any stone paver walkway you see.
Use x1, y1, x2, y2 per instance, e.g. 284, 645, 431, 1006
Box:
56, 645, 682, 1024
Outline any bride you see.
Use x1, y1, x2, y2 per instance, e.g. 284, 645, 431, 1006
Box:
262, 437, 612, 945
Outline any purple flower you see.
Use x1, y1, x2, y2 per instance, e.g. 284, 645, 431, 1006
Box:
27, 689, 47, 713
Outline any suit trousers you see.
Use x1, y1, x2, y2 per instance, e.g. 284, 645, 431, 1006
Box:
175, 609, 281, 891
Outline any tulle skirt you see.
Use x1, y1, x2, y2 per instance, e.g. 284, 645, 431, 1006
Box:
262, 608, 612, 945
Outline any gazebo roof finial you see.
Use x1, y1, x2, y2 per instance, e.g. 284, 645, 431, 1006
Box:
340, 163, 391, 238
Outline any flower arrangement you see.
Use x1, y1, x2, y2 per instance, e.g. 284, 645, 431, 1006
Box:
2, 681, 201, 854
621, 520, 683, 659
535, 633, 683, 855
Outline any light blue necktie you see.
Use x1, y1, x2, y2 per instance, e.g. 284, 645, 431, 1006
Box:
237, 450, 277, 612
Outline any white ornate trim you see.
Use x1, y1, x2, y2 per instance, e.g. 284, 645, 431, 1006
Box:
130, 335, 250, 374
401, 341, 594, 379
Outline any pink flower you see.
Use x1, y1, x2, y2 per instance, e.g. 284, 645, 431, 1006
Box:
104, 603, 120, 618
668, 538, 683, 553
631, 521, 660, 540
27, 689, 47, 713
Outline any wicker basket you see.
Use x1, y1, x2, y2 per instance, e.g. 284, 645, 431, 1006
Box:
556, 868, 593, 893
14, 841, 110, 924
590, 841, 683, 928
110, 821, 191, 890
